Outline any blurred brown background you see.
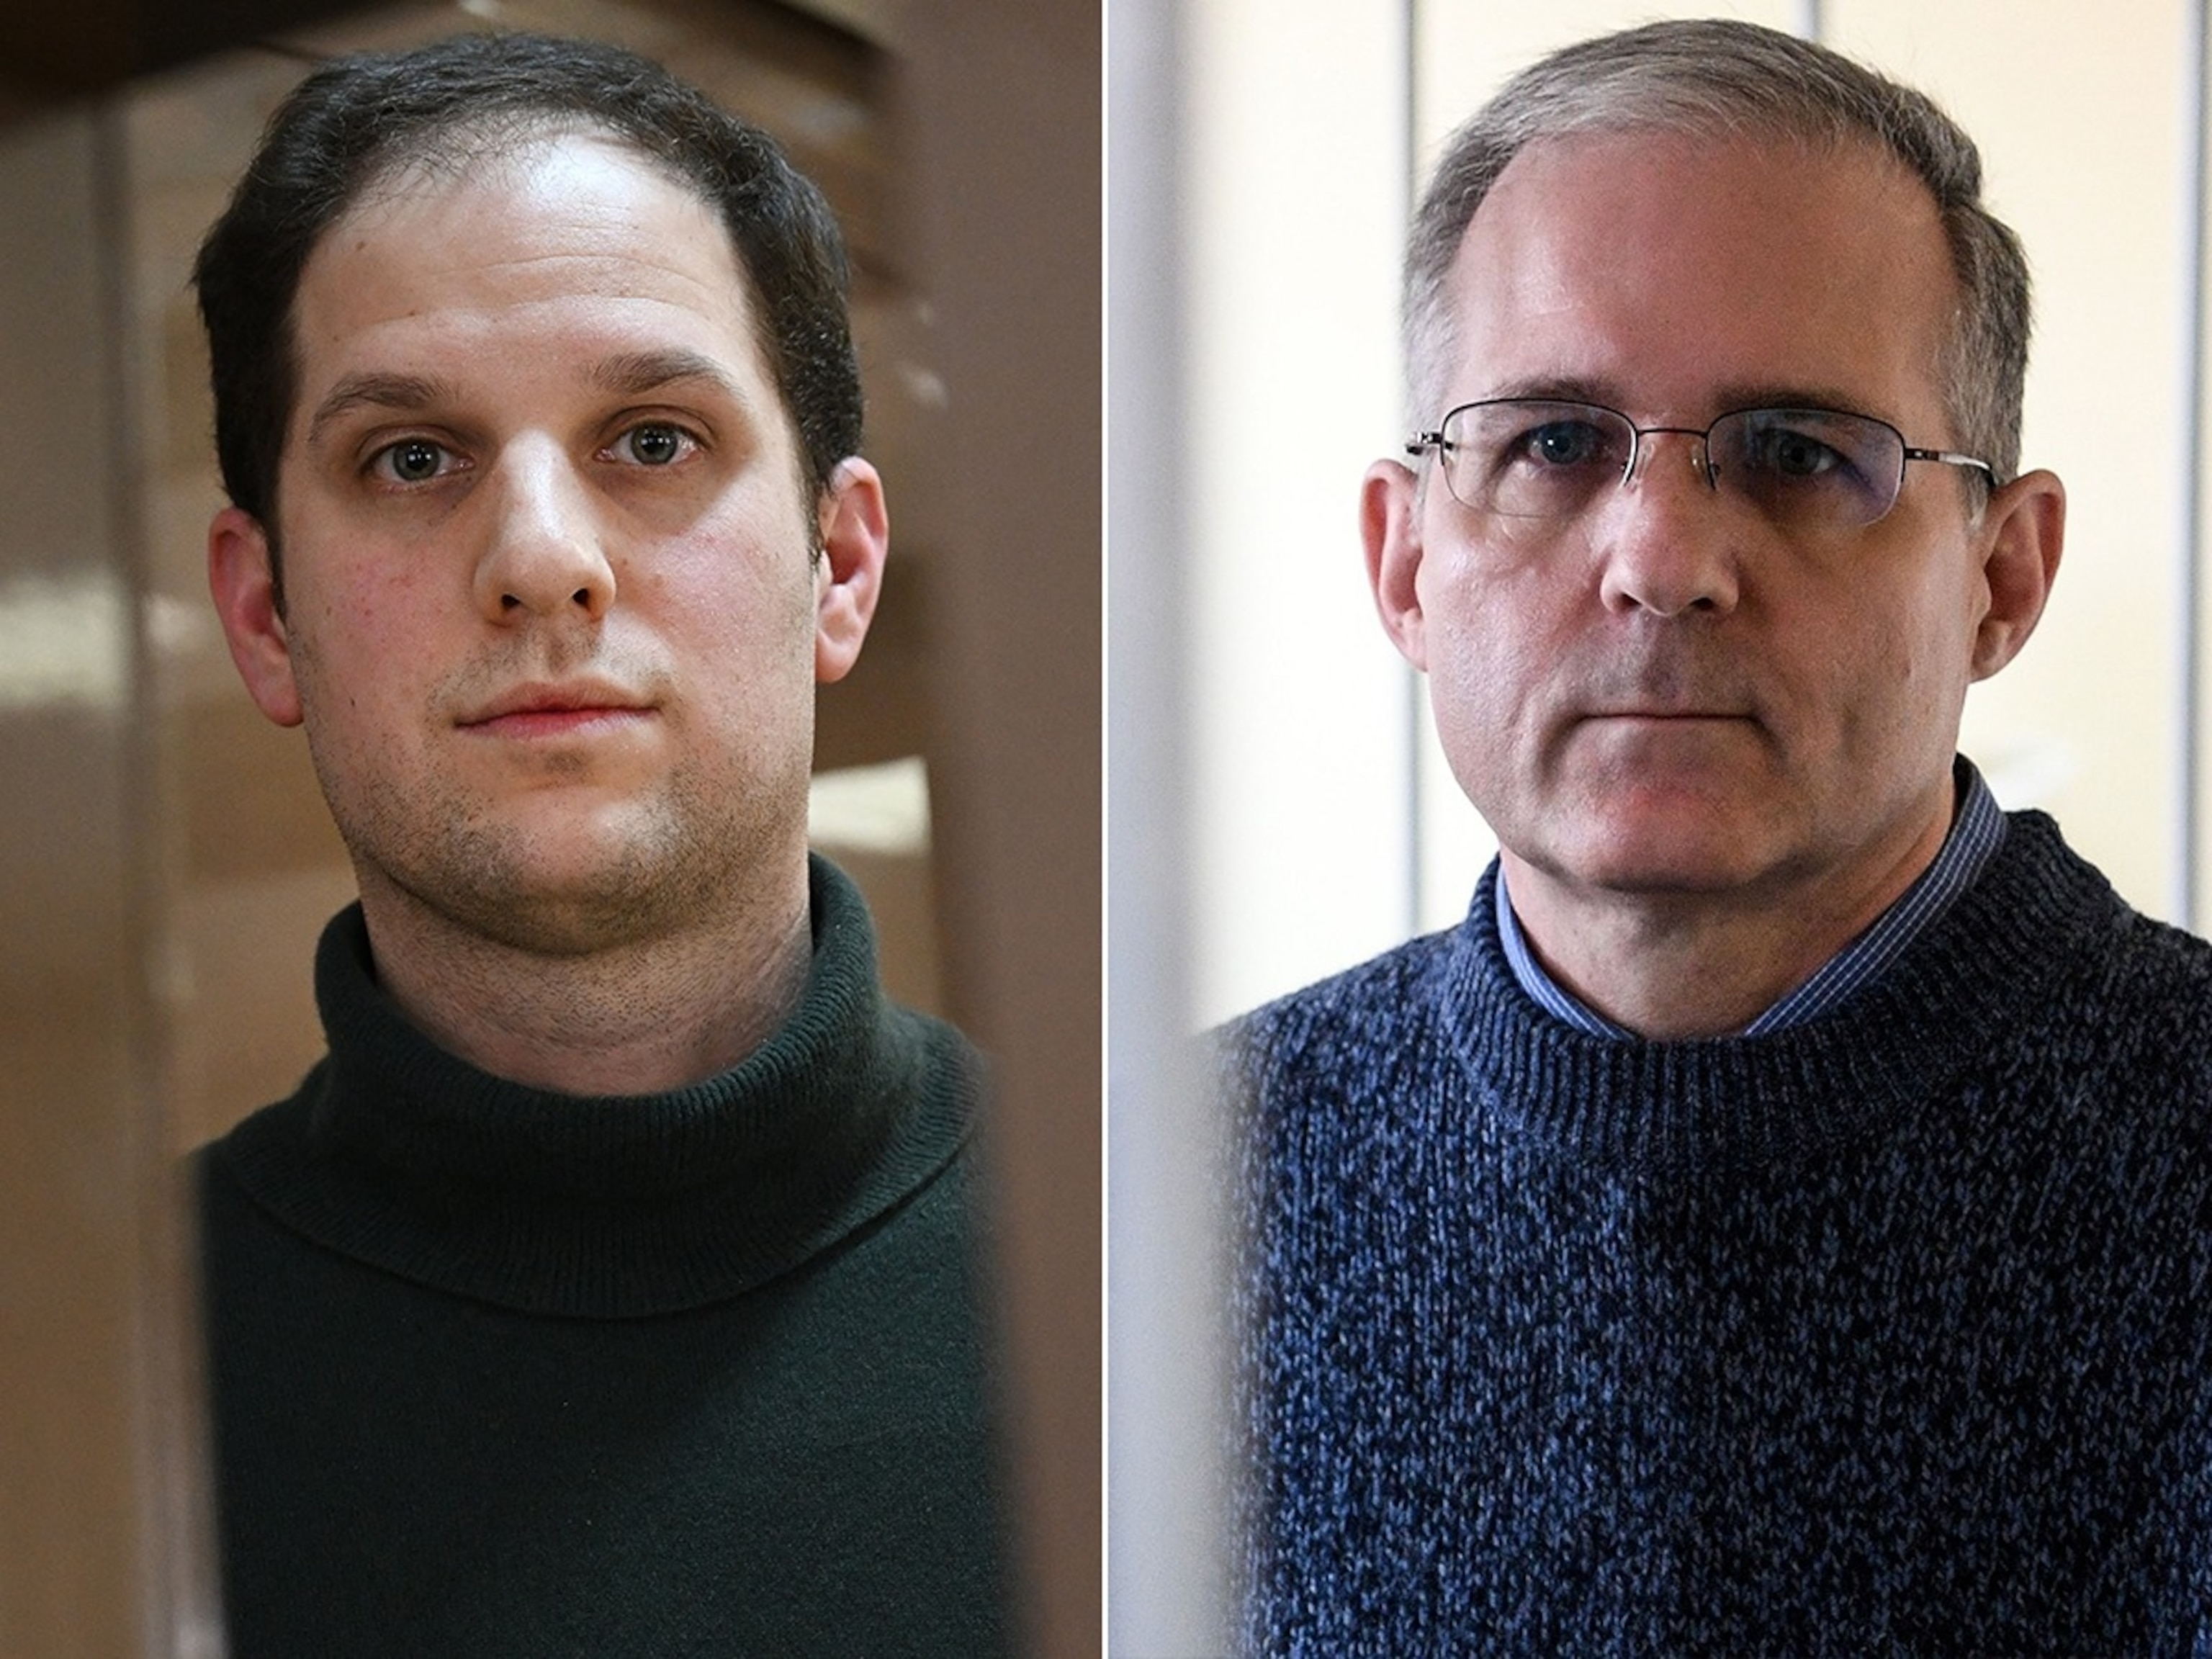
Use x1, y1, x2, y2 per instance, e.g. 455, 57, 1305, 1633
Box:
0, 0, 1100, 1651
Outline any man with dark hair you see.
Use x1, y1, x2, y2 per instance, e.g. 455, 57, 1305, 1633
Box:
1226, 18, 2212, 1650
195, 32, 1005, 1655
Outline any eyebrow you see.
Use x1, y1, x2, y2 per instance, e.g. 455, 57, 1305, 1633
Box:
305, 371, 457, 450
589, 347, 748, 403
1473, 375, 1893, 423
1476, 374, 1622, 408
302, 349, 752, 451
1705, 381, 1896, 421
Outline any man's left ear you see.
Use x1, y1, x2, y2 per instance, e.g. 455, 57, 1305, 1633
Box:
813, 457, 889, 684
1969, 467, 2066, 682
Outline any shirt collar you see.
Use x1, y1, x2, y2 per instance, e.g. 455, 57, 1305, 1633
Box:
1495, 755, 2007, 1040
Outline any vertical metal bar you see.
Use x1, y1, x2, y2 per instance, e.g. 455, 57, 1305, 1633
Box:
1795, 0, 1825, 43
1106, 0, 1229, 1650
0, 101, 150, 1659
93, 89, 174, 1659
91, 94, 227, 1659
896, 4, 1105, 1650
2180, 0, 2208, 931
1401, 0, 1426, 934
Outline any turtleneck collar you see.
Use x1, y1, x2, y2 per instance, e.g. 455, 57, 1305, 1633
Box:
215, 854, 979, 1318
1438, 811, 2122, 1187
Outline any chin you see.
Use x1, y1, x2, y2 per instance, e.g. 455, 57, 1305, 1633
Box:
364, 819, 747, 958
404, 852, 667, 953
1529, 797, 1789, 899
478, 894, 680, 957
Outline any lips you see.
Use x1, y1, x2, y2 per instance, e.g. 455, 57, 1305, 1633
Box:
1572, 660, 1758, 727
1589, 708, 1748, 720
457, 680, 654, 736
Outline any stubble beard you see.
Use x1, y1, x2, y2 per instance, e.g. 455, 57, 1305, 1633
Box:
306, 718, 809, 963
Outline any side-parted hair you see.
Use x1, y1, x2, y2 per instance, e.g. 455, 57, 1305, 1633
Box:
194, 31, 860, 559
1406, 19, 2030, 484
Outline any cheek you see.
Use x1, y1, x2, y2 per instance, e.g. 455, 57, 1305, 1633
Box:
639, 529, 822, 726
288, 531, 451, 647
1797, 569, 1977, 759
656, 484, 817, 604
1420, 566, 1564, 788
650, 539, 817, 662
280, 549, 473, 763
1424, 547, 1570, 700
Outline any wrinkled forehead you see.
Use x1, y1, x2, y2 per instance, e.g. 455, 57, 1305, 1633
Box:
1422, 128, 1958, 421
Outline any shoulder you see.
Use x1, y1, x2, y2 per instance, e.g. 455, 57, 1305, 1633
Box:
2105, 904, 2212, 998
1990, 814, 2212, 1119
878, 998, 989, 1129
2007, 811, 2212, 1017
1215, 927, 1466, 1107
856, 986, 996, 1214
2073, 902, 2212, 1089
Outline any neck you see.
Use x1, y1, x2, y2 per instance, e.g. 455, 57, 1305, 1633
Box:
352, 863, 814, 1096
1502, 805, 1953, 1041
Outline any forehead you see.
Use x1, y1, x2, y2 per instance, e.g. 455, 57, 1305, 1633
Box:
1439, 129, 1958, 423
285, 131, 773, 436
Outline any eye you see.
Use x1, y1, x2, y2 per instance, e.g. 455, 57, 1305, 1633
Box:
1764, 428, 1842, 479
1522, 420, 1606, 468
1717, 410, 1899, 527
607, 422, 699, 467
1730, 412, 1876, 487
1437, 401, 1625, 516
369, 438, 462, 485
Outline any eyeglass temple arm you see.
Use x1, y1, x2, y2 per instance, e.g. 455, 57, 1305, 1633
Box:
1905, 446, 1998, 485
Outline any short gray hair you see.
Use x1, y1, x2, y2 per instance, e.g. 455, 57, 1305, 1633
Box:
1406, 19, 2030, 484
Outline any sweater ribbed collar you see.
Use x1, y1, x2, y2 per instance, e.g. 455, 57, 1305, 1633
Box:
215, 854, 975, 1318
1439, 811, 2122, 1186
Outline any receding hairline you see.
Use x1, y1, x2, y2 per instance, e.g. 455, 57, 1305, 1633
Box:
341, 112, 694, 217
1409, 120, 1961, 427
269, 121, 819, 523
1399, 16, 2031, 485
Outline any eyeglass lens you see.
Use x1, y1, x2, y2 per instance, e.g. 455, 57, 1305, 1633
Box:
1437, 401, 1908, 529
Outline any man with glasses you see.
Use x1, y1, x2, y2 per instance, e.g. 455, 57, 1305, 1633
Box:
1225, 19, 2212, 1649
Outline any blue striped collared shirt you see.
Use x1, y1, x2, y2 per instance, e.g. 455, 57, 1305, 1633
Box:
1495, 757, 2008, 1040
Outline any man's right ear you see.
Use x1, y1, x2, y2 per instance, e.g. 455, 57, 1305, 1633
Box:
1362, 457, 1430, 672
208, 506, 304, 727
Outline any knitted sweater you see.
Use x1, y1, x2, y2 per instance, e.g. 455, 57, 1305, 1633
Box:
1225, 812, 2212, 1655
197, 855, 1009, 1658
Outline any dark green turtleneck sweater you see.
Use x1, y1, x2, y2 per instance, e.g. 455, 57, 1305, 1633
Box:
1227, 812, 2212, 1653
197, 855, 1009, 1658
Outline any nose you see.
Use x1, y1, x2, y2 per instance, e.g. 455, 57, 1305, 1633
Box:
1593, 428, 1740, 619
472, 438, 616, 624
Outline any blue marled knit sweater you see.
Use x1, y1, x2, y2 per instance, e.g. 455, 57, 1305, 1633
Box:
1225, 811, 2212, 1654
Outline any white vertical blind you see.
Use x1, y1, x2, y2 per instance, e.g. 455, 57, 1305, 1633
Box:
1182, 0, 1413, 1022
